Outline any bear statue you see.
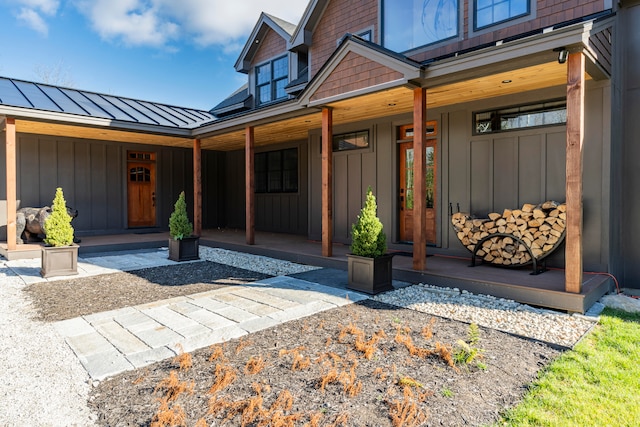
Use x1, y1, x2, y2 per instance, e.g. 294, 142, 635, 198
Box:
16, 206, 79, 244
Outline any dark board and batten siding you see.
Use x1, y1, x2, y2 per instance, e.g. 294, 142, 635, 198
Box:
308, 121, 394, 245
616, 2, 640, 288
1, 133, 199, 238
448, 83, 610, 271
224, 142, 309, 235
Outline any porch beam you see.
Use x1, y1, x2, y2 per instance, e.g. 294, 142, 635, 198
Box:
321, 107, 333, 257
412, 88, 427, 270
565, 51, 585, 293
193, 138, 202, 236
5, 117, 16, 250
245, 126, 255, 245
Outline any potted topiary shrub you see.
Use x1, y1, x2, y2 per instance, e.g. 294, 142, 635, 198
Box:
346, 187, 394, 294
168, 191, 199, 261
40, 187, 79, 278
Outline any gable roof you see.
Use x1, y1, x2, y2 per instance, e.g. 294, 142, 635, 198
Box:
235, 12, 297, 73
0, 76, 215, 131
209, 84, 252, 117
300, 34, 424, 106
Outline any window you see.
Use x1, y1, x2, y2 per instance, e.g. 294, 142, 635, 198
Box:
357, 29, 372, 41
383, 0, 459, 52
333, 130, 369, 152
256, 56, 288, 105
474, 100, 567, 134
255, 148, 298, 193
474, 0, 530, 30
129, 167, 151, 182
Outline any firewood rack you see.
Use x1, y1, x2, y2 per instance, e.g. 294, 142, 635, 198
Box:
469, 231, 566, 275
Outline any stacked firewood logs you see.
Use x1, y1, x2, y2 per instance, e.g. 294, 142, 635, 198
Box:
451, 201, 566, 266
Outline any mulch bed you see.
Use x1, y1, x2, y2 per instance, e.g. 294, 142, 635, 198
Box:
23, 261, 272, 322
23, 262, 562, 426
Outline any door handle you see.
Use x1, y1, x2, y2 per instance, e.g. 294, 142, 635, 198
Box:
152, 192, 156, 207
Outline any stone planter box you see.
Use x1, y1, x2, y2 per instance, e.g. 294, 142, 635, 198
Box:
168, 236, 200, 262
41, 244, 79, 278
346, 253, 394, 295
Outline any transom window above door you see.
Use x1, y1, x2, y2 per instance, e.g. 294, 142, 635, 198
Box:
256, 56, 288, 106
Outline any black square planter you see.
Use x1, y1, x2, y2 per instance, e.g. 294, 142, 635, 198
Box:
168, 236, 200, 261
346, 253, 394, 295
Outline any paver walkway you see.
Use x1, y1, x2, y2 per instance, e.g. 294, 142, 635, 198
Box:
54, 277, 367, 380
3, 248, 369, 380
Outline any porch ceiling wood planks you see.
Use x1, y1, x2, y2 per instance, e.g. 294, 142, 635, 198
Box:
14, 119, 193, 148
9, 61, 574, 153
199, 61, 571, 152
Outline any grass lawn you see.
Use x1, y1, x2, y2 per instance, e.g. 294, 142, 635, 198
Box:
497, 307, 640, 426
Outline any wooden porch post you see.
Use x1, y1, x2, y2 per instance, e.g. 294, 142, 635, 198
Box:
565, 51, 585, 293
4, 117, 16, 250
193, 138, 202, 236
245, 126, 255, 245
322, 107, 333, 257
412, 87, 427, 270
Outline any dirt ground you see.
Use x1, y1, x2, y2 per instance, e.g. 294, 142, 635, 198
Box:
24, 262, 562, 426
24, 261, 272, 322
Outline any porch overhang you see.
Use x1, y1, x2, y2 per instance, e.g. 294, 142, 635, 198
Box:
194, 15, 613, 153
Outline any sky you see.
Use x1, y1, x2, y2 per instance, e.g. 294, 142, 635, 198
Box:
0, 0, 308, 111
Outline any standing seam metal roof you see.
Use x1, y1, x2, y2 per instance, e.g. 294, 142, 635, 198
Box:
0, 76, 215, 129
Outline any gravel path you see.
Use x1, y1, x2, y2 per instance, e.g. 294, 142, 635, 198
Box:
0, 268, 96, 426
373, 284, 598, 348
0, 247, 604, 426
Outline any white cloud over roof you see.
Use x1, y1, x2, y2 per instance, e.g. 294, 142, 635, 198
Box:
73, 0, 307, 49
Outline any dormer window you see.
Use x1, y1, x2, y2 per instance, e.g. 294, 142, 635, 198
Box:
256, 55, 289, 105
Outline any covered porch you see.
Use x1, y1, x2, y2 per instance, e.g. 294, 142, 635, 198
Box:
2, 16, 614, 314
0, 228, 611, 313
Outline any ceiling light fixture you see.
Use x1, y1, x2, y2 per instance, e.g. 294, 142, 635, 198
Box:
502, 79, 512, 84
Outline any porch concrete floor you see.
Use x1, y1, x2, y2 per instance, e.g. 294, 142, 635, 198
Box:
1, 228, 611, 313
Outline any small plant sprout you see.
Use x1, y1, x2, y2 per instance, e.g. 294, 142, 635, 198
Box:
441, 387, 454, 398
453, 323, 485, 369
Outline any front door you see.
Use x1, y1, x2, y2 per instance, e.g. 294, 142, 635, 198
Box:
399, 123, 437, 244
127, 151, 156, 227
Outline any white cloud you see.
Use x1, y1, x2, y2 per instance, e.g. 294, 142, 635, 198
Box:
74, 0, 179, 47
17, 8, 49, 35
13, 0, 60, 35
19, 0, 59, 15
74, 0, 307, 51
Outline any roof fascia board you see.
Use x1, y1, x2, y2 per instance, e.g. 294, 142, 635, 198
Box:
193, 100, 316, 137
307, 79, 413, 107
0, 105, 194, 137
235, 13, 294, 73
300, 39, 423, 105
424, 21, 596, 87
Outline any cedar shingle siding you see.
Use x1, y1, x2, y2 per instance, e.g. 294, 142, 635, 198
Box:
311, 0, 378, 77
253, 28, 287, 65
310, 52, 403, 102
